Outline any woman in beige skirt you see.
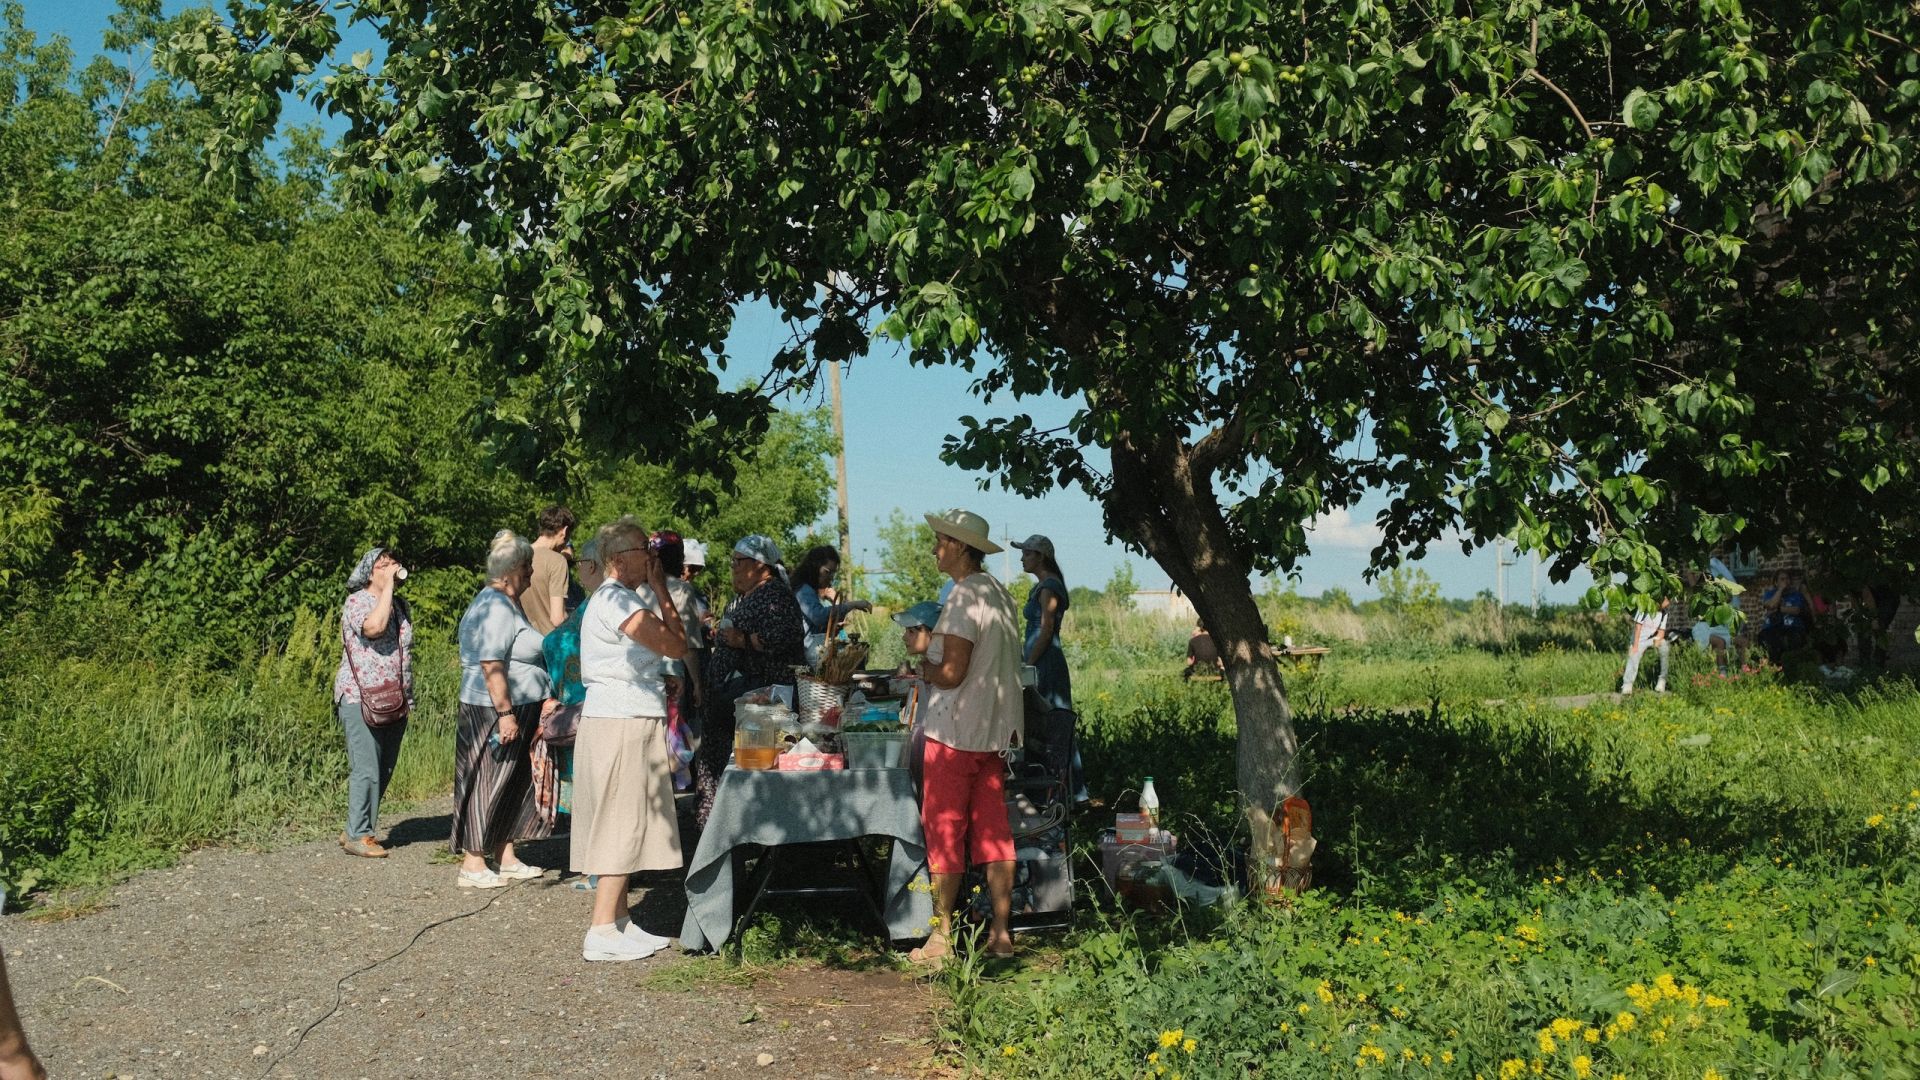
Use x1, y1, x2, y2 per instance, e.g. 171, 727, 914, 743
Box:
572, 518, 689, 962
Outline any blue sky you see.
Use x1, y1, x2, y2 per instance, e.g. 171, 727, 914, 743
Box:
26, 0, 1596, 603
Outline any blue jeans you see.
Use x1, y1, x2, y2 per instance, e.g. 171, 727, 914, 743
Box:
339, 700, 407, 839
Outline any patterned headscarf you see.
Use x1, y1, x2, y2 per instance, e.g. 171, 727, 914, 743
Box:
346, 547, 386, 591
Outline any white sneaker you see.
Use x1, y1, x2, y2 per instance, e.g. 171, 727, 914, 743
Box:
619, 920, 674, 955
1654, 680, 1667, 693
496, 862, 546, 881
456, 868, 507, 889
583, 926, 658, 962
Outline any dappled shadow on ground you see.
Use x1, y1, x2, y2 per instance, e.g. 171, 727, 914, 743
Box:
1283, 706, 1802, 900
1071, 688, 1845, 908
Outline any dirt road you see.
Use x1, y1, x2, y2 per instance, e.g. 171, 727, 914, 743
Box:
3, 798, 940, 1079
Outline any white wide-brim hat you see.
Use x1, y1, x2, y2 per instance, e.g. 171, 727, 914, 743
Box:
925, 508, 1002, 554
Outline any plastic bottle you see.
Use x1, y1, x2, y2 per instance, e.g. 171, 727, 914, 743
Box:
1140, 777, 1161, 839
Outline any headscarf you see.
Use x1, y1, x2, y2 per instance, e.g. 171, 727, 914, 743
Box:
346, 547, 385, 591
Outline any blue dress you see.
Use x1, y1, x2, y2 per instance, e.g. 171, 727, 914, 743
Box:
1024, 577, 1073, 711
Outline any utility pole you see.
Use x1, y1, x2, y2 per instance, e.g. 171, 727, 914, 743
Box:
829, 360, 851, 591
1495, 536, 1517, 642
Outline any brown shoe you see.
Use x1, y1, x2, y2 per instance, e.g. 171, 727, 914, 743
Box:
340, 833, 389, 858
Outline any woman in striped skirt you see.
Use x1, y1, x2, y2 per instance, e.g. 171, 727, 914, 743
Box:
450, 529, 554, 888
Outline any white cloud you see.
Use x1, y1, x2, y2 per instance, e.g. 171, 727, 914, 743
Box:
1304, 508, 1382, 552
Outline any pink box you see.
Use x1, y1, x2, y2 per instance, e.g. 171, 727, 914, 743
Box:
1114, 813, 1152, 843
776, 752, 846, 771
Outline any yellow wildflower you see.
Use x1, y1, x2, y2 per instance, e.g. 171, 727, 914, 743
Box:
1550, 1018, 1582, 1040
1867, 814, 1887, 828
1500, 1059, 1527, 1080
1537, 1030, 1557, 1055
1182, 1038, 1196, 1055
1654, 973, 1680, 998
1148, 1052, 1159, 1064
1356, 1044, 1387, 1066
1001, 1045, 1018, 1057
1866, 956, 1878, 967
1442, 1051, 1454, 1064
1704, 1070, 1723, 1080
1159, 1029, 1184, 1049
1317, 981, 1335, 1004
1583, 1026, 1601, 1043
1615, 1010, 1637, 1032
1515, 925, 1542, 944
1298, 1003, 1311, 1015
1704, 994, 1730, 1008
1572, 1056, 1593, 1079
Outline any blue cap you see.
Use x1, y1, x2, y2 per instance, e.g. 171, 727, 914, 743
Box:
891, 601, 942, 630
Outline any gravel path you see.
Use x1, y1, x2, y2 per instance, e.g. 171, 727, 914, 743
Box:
3, 798, 942, 1079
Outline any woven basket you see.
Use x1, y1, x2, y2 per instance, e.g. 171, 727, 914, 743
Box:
795, 674, 849, 727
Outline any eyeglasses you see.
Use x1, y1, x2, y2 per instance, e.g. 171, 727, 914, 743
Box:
601, 546, 641, 559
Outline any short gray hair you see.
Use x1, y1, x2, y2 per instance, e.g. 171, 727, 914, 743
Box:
575, 535, 602, 567
485, 529, 533, 579
594, 516, 648, 561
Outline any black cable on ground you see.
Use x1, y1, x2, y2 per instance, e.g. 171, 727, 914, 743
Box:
257, 882, 520, 1079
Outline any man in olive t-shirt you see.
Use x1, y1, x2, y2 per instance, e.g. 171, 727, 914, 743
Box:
523, 505, 576, 635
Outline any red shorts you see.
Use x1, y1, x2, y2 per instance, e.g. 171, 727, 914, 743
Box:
919, 738, 1015, 874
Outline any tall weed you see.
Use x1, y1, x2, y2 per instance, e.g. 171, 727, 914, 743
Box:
0, 607, 458, 905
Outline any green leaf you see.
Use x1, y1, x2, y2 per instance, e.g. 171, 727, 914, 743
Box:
1623, 87, 1661, 130
1007, 166, 1034, 200
1213, 99, 1241, 141
1164, 104, 1195, 131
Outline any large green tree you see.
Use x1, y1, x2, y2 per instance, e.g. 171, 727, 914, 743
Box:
0, 2, 539, 647
174, 0, 1919, 803
0, 5, 837, 650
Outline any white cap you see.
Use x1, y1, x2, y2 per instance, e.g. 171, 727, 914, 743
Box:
683, 539, 708, 568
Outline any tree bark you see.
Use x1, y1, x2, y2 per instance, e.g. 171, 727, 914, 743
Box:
1107, 430, 1301, 809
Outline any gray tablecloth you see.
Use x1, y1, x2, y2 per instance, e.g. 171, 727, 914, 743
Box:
679, 766, 932, 951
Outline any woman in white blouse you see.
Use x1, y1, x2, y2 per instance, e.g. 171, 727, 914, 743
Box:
572, 518, 690, 962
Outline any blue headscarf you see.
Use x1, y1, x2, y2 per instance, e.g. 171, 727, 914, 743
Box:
346, 547, 386, 591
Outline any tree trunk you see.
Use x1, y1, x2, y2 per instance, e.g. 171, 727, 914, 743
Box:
1107, 432, 1301, 809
